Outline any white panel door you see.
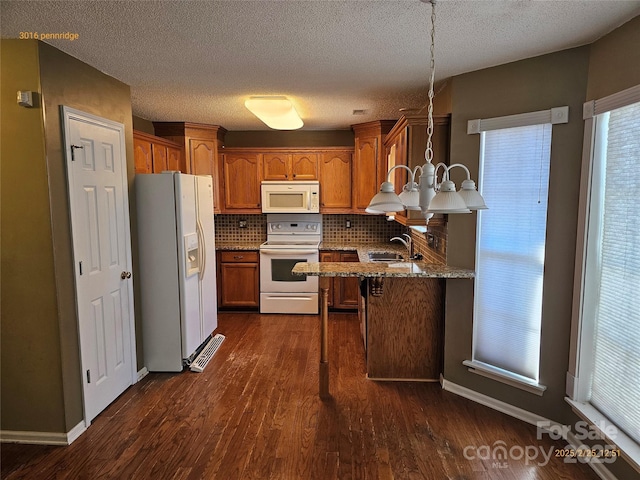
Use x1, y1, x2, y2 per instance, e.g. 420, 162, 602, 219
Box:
63, 107, 136, 423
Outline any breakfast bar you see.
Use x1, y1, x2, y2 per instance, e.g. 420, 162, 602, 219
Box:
292, 260, 474, 398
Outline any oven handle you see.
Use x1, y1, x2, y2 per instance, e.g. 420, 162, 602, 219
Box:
260, 249, 319, 256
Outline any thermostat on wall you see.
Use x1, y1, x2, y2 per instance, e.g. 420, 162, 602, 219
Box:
17, 90, 34, 108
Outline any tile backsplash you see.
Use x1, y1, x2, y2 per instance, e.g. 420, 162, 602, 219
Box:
214, 213, 447, 265
214, 214, 404, 244
322, 214, 404, 243
409, 223, 447, 265
215, 214, 267, 243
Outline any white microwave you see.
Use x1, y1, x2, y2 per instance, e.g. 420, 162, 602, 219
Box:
261, 181, 320, 213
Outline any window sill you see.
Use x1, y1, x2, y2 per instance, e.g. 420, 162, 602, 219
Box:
566, 398, 640, 473
462, 360, 547, 396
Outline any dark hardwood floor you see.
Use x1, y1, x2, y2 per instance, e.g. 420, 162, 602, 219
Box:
2, 312, 599, 479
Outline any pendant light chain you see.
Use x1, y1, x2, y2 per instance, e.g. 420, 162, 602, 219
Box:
425, 0, 436, 164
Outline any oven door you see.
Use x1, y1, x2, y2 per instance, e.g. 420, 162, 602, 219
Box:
260, 248, 319, 293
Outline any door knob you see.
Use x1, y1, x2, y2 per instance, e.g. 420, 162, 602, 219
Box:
121, 271, 132, 279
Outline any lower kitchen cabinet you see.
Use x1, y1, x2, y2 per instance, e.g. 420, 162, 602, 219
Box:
319, 252, 335, 307
217, 250, 259, 308
320, 251, 359, 310
363, 277, 444, 380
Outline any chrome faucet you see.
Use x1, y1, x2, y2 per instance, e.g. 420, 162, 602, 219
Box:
390, 233, 413, 259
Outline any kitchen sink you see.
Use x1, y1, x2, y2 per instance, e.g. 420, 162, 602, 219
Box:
367, 252, 405, 262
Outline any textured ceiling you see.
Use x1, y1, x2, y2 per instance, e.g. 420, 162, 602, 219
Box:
2, 1, 639, 131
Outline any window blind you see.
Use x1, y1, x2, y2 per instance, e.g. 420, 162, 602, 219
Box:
473, 123, 552, 382
589, 101, 640, 443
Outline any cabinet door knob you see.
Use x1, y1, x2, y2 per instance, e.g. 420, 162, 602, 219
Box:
293, 173, 297, 178
234, 255, 244, 260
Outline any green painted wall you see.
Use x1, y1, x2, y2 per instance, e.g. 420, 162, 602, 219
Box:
224, 129, 354, 147
0, 40, 138, 435
1, 39, 66, 432
586, 16, 640, 101
444, 44, 590, 422
443, 16, 639, 478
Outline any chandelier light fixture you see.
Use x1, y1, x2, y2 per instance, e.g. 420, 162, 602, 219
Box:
366, 0, 486, 222
244, 96, 303, 130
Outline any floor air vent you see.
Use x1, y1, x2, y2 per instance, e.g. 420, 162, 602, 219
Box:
190, 334, 225, 372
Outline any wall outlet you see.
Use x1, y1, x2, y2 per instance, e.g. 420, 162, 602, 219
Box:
345, 219, 351, 229
238, 219, 247, 228
427, 233, 438, 249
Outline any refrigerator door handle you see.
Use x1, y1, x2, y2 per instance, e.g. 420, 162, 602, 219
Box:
196, 219, 206, 280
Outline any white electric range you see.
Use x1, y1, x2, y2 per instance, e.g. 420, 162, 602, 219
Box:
259, 214, 322, 314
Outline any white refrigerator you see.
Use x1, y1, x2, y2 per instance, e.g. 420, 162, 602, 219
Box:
136, 172, 218, 372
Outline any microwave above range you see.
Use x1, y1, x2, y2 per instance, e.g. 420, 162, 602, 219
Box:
261, 181, 320, 214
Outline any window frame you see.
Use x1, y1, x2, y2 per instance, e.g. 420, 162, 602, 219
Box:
465, 106, 568, 395
567, 84, 640, 471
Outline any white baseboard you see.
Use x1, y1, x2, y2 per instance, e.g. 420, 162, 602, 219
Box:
66, 421, 86, 444
441, 378, 550, 427
137, 366, 149, 382
1, 420, 86, 446
441, 378, 618, 480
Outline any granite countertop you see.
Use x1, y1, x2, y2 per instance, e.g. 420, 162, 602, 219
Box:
320, 241, 407, 262
215, 241, 263, 250
320, 242, 474, 278
215, 240, 474, 278
293, 261, 474, 279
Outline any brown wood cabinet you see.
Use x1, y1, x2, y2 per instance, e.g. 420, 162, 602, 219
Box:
320, 250, 359, 310
365, 277, 444, 380
153, 122, 227, 213
133, 130, 184, 175
351, 121, 396, 213
221, 151, 262, 212
220, 147, 354, 214
383, 114, 450, 225
263, 152, 318, 181
319, 150, 353, 213
217, 250, 259, 308
335, 252, 360, 308
133, 135, 153, 174
319, 252, 335, 307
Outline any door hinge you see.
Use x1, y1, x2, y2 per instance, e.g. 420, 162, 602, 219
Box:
70, 144, 84, 161
86, 369, 91, 383
79, 261, 83, 275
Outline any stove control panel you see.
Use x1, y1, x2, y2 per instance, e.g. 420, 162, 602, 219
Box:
267, 222, 321, 235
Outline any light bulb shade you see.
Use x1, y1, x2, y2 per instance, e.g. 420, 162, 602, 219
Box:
398, 182, 420, 210
366, 182, 405, 213
427, 180, 471, 214
244, 96, 303, 130
458, 179, 488, 210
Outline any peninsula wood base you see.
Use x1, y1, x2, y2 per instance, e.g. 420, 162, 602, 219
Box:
365, 277, 444, 380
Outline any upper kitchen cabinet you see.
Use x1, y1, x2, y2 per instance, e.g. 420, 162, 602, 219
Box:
351, 120, 396, 213
384, 114, 450, 225
220, 149, 262, 213
318, 149, 354, 213
153, 122, 227, 213
263, 150, 318, 180
133, 130, 184, 175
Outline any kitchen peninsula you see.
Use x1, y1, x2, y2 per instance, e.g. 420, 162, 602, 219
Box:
293, 259, 474, 397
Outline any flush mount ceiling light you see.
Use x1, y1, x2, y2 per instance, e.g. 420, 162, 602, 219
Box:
244, 96, 303, 130
366, 0, 486, 222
